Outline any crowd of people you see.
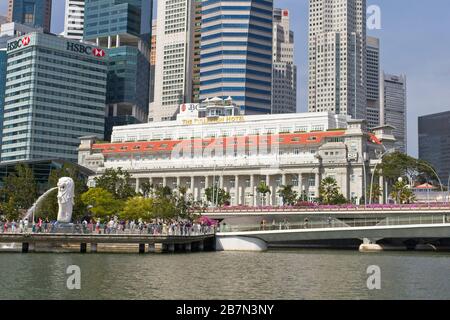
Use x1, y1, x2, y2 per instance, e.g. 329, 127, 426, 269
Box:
0, 217, 215, 236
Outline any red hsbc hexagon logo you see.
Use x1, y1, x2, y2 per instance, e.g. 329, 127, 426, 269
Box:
283, 10, 289, 17
22, 36, 31, 46
181, 104, 187, 112
93, 48, 105, 57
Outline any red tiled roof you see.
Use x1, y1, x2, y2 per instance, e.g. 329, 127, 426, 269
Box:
92, 131, 353, 155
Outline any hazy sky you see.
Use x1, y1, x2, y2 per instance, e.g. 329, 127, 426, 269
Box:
1, 0, 449, 157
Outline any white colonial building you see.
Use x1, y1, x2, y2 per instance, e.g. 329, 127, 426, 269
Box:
79, 99, 395, 206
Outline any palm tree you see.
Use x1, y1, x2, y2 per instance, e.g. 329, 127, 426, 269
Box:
278, 185, 298, 206
256, 181, 271, 206
390, 179, 416, 204
319, 177, 341, 205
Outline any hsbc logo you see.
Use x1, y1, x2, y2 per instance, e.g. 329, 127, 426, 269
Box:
93, 48, 105, 57
7, 36, 31, 51
22, 36, 31, 45
66, 42, 106, 58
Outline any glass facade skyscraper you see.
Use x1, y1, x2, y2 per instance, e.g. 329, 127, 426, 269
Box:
419, 111, 450, 182
83, 0, 152, 140
199, 0, 273, 114
7, 0, 52, 33
1, 32, 107, 162
0, 50, 7, 159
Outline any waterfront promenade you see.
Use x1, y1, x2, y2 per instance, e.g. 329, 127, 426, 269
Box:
0, 222, 216, 254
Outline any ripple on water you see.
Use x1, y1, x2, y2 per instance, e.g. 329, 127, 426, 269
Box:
0, 250, 449, 300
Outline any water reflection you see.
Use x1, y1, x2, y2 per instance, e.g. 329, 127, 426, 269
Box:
0, 250, 449, 300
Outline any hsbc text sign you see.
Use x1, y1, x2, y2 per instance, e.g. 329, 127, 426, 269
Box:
66, 42, 106, 58
7, 36, 31, 51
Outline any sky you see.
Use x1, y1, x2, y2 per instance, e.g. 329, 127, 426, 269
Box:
1, 0, 449, 157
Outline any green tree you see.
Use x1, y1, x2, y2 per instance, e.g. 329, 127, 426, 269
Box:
278, 185, 298, 206
81, 188, 123, 219
120, 196, 154, 221
151, 197, 178, 219
390, 180, 416, 204
94, 168, 136, 200
256, 181, 271, 206
35, 164, 89, 221
382, 152, 440, 186
204, 187, 231, 207
319, 177, 348, 205
0, 164, 38, 211
140, 181, 154, 198
0, 198, 20, 221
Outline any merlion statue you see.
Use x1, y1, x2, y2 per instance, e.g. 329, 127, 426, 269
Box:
57, 177, 75, 223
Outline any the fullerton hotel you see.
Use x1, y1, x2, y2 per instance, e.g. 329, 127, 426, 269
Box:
78, 100, 396, 205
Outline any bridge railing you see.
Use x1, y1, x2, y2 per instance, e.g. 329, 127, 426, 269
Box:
0, 223, 216, 236
218, 214, 450, 233
206, 203, 450, 213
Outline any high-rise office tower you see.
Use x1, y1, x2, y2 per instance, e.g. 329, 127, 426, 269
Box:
64, 0, 85, 41
84, 0, 153, 140
0, 49, 6, 159
1, 32, 107, 163
7, 0, 52, 33
419, 111, 450, 182
149, 20, 156, 107
380, 72, 407, 153
272, 8, 297, 114
200, 0, 273, 114
366, 36, 380, 129
152, 0, 196, 122
308, 0, 367, 120
192, 0, 202, 103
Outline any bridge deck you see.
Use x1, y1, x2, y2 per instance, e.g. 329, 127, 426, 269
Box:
0, 233, 215, 244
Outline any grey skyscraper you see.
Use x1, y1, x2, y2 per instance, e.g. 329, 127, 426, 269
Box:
2, 33, 107, 162
366, 36, 380, 129
7, 0, 52, 33
419, 111, 450, 182
272, 8, 297, 114
380, 72, 407, 153
84, 0, 153, 140
308, 0, 367, 120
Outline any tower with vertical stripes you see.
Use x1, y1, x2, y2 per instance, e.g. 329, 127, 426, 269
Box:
200, 0, 273, 114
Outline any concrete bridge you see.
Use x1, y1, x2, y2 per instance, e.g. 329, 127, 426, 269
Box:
215, 218, 450, 252
0, 233, 215, 253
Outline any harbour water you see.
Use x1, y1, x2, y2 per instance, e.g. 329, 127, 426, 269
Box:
0, 250, 449, 300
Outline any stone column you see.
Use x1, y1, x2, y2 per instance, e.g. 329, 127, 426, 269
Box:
107, 36, 111, 48
251, 175, 256, 206
266, 175, 272, 206
177, 176, 181, 188
379, 175, 384, 204
162, 176, 167, 188
116, 34, 120, 47
315, 172, 320, 199
135, 178, 140, 193
298, 173, 303, 199
235, 175, 240, 206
